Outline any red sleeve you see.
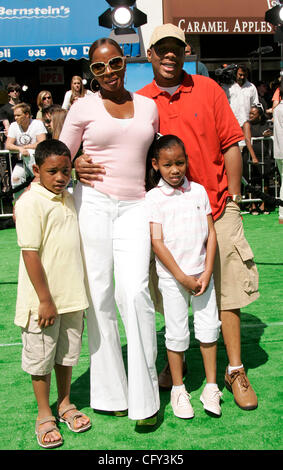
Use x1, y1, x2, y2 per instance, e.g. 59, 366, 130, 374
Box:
272, 87, 280, 102
212, 81, 244, 150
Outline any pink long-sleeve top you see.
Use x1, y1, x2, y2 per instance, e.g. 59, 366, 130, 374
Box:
60, 91, 159, 200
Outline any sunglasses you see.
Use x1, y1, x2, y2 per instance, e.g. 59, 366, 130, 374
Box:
10, 89, 20, 93
42, 96, 52, 101
89, 56, 125, 77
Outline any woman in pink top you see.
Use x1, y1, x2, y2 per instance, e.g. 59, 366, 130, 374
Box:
60, 38, 160, 425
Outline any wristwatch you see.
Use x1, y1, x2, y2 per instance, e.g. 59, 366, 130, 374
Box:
227, 194, 242, 204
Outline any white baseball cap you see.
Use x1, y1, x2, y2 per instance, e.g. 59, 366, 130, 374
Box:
149, 23, 186, 48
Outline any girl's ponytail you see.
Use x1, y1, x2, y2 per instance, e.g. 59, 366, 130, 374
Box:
145, 134, 161, 191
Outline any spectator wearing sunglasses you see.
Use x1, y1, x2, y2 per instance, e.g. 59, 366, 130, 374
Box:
36, 91, 53, 120
60, 38, 160, 426
0, 83, 21, 135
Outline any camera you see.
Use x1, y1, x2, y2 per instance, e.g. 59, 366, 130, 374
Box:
215, 64, 237, 84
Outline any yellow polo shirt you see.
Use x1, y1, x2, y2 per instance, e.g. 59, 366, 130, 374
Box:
15, 182, 89, 327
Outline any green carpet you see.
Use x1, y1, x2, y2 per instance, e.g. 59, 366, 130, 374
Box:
0, 209, 282, 451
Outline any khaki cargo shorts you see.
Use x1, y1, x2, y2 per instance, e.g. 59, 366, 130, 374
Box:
213, 201, 259, 311
21, 310, 84, 376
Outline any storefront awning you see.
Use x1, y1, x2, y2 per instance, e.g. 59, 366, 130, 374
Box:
0, 0, 132, 62
163, 0, 275, 34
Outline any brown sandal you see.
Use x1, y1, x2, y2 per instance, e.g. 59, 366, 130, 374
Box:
35, 416, 63, 449
58, 404, 91, 433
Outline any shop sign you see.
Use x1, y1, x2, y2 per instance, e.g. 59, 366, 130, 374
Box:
177, 18, 274, 34
163, 0, 276, 34
0, 0, 109, 62
39, 67, 64, 85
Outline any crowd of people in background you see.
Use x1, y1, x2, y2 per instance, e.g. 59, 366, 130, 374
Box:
1, 58, 282, 216
0, 78, 84, 197
213, 63, 282, 218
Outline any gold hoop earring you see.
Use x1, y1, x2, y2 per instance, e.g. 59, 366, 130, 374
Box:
90, 78, 99, 93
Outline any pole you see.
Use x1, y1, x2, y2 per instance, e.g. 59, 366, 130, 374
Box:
258, 34, 262, 80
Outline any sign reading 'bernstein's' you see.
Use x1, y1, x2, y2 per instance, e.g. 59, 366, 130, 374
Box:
177, 17, 274, 34
0, 0, 112, 62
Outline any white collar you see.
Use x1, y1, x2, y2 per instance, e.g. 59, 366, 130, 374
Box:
157, 176, 191, 196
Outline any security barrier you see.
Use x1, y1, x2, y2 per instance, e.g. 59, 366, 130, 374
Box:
241, 136, 280, 205
1, 137, 281, 216
0, 150, 19, 217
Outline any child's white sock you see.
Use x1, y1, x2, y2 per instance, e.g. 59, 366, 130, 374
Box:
228, 364, 243, 375
204, 382, 218, 389
172, 384, 186, 392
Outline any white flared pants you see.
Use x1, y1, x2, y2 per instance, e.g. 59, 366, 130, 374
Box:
74, 184, 159, 420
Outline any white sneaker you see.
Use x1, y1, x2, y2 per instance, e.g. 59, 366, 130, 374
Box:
200, 385, 223, 416
170, 388, 194, 419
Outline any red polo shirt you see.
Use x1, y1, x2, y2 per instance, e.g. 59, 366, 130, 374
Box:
137, 72, 244, 220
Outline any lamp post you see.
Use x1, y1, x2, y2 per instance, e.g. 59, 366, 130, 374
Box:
265, 1, 283, 76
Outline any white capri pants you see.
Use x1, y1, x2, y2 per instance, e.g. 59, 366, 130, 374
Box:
74, 183, 159, 420
158, 275, 221, 352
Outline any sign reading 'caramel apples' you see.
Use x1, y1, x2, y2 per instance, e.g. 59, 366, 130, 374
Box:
163, 0, 276, 34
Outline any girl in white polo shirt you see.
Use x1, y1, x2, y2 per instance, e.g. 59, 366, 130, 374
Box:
145, 134, 222, 419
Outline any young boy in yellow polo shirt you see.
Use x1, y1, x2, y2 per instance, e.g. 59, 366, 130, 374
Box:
14, 139, 90, 449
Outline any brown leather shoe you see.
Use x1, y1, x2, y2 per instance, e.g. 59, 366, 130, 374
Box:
225, 367, 258, 410
158, 361, 187, 390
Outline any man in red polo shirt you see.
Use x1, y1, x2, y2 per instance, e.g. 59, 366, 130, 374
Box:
72, 24, 259, 411
138, 24, 259, 411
